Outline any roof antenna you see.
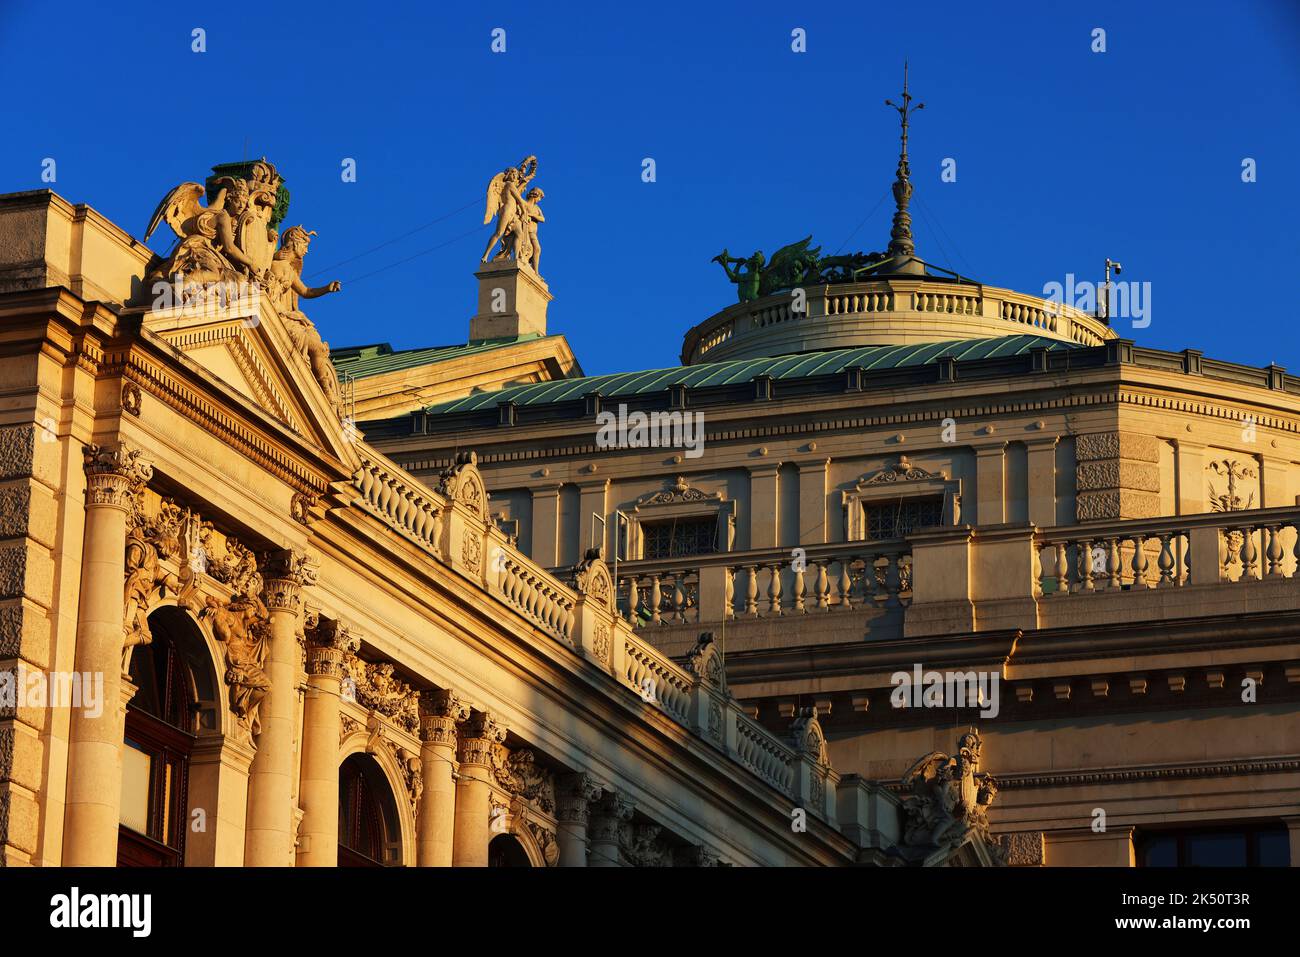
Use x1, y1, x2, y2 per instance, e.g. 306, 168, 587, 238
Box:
1101, 257, 1123, 325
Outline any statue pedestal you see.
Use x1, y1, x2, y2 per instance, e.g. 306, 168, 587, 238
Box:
470, 259, 551, 341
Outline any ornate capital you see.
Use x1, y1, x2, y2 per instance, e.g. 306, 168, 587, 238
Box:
419, 688, 471, 747
555, 772, 602, 825
304, 616, 358, 679
83, 443, 152, 509
456, 710, 506, 767
260, 549, 317, 613
588, 791, 635, 844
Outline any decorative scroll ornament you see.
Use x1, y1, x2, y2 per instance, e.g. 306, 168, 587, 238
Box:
341, 651, 421, 734
571, 547, 614, 611
481, 155, 544, 273
491, 746, 556, 814
899, 729, 1001, 861
1208, 458, 1257, 512
863, 455, 942, 485
683, 631, 723, 686
789, 706, 828, 764
437, 450, 489, 519
638, 475, 719, 506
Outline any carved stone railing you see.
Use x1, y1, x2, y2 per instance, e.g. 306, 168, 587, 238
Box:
494, 551, 577, 645
615, 541, 912, 626
681, 279, 1115, 364
352, 453, 443, 555
1035, 507, 1300, 594
347, 445, 840, 823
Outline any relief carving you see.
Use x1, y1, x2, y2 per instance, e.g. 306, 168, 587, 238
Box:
341, 651, 420, 734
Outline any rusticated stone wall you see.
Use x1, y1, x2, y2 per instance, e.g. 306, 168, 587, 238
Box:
1075, 431, 1160, 521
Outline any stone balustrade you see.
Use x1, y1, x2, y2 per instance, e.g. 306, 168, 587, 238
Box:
347, 447, 838, 820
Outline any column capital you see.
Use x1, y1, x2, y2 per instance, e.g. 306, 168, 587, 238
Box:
456, 709, 507, 766
303, 615, 358, 678
260, 549, 317, 613
555, 772, 602, 824
419, 688, 472, 747
82, 443, 152, 509
589, 790, 635, 843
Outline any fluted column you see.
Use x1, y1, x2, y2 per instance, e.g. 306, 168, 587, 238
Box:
63, 444, 152, 866
451, 710, 505, 867
555, 772, 601, 867
296, 617, 354, 866
418, 689, 470, 866
588, 791, 634, 867
244, 550, 314, 866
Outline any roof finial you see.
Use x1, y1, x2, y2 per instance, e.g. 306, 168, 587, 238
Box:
883, 62, 925, 271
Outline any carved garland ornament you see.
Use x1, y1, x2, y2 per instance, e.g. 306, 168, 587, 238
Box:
341, 651, 421, 734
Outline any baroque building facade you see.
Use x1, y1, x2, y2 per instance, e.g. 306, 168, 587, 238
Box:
0, 157, 1005, 868
349, 140, 1300, 868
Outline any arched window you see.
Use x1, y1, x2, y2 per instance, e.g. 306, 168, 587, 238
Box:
489, 833, 532, 867
118, 607, 208, 867
338, 753, 402, 866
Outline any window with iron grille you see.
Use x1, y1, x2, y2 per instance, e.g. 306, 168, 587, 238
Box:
864, 497, 943, 540
642, 517, 718, 559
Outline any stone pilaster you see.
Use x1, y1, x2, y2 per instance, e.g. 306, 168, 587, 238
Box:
418, 688, 470, 866
451, 709, 505, 867
554, 772, 602, 867
588, 791, 634, 867
63, 444, 151, 866
1075, 431, 1160, 522
244, 549, 314, 866
296, 616, 355, 866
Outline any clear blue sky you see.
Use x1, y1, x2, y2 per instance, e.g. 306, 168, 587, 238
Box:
3, 0, 1297, 373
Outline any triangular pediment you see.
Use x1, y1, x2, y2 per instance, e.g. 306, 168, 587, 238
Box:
143, 295, 358, 464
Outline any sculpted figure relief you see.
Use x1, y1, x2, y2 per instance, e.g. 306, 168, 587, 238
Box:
200, 584, 271, 735
144, 160, 346, 415
481, 155, 545, 273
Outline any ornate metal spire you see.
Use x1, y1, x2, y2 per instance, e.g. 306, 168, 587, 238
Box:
883, 62, 925, 272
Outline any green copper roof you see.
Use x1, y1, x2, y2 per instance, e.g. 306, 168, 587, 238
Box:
331, 333, 549, 379
423, 334, 1081, 414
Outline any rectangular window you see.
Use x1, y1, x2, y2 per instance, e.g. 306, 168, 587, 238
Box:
1137, 824, 1290, 867
642, 517, 718, 559
864, 497, 943, 540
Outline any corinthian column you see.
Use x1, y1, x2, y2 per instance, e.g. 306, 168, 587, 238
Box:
588, 792, 634, 867
451, 710, 505, 867
417, 689, 470, 866
555, 772, 601, 867
244, 549, 314, 866
63, 444, 152, 866
296, 616, 354, 866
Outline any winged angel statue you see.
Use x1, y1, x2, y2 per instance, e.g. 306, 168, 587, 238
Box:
143, 160, 344, 413
481, 155, 545, 273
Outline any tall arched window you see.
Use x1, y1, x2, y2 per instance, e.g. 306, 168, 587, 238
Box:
118, 607, 208, 866
489, 833, 532, 867
338, 753, 402, 866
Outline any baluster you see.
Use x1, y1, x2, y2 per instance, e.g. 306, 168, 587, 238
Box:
626, 575, 640, 625
815, 561, 830, 610
672, 573, 686, 623
1053, 541, 1069, 595
745, 565, 759, 616
1079, 540, 1095, 593
1265, 525, 1284, 579
1107, 538, 1122, 589
1130, 534, 1149, 588
1157, 533, 1175, 587
1241, 526, 1259, 580
837, 559, 854, 610
792, 563, 806, 613
883, 554, 901, 606
1291, 522, 1300, 580
767, 564, 783, 616
650, 574, 663, 625
724, 567, 735, 620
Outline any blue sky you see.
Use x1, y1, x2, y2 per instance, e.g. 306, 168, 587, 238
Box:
3, 0, 1297, 373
